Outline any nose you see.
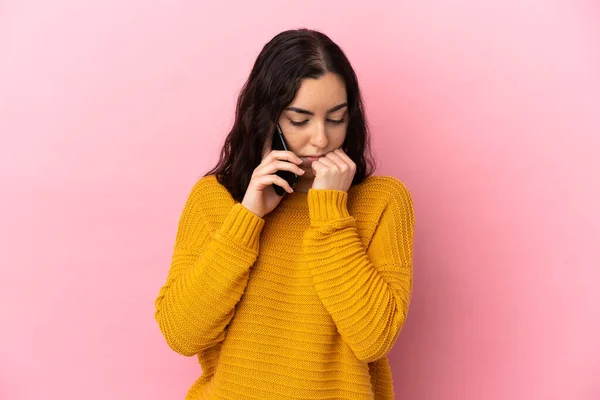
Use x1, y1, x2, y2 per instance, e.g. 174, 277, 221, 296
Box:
310, 120, 329, 149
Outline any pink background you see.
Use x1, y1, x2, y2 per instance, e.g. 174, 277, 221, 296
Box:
1, 1, 599, 399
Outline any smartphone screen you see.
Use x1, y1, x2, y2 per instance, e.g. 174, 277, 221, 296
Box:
272, 124, 299, 196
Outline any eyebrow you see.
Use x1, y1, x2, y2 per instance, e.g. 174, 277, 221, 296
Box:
285, 102, 348, 116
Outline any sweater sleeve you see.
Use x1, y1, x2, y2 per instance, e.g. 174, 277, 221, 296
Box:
154, 182, 265, 357
301, 180, 414, 363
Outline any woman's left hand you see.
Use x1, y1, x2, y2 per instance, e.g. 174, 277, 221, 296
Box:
310, 148, 356, 192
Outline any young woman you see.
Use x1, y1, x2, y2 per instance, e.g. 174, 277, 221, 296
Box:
154, 28, 415, 400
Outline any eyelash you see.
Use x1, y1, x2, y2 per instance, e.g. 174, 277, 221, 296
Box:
290, 119, 345, 127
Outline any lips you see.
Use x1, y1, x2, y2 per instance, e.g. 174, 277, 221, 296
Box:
302, 154, 325, 159
302, 156, 323, 163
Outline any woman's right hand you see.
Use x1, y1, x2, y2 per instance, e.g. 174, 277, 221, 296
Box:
241, 149, 305, 218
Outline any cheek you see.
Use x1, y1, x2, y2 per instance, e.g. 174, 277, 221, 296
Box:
286, 137, 306, 153
334, 131, 347, 146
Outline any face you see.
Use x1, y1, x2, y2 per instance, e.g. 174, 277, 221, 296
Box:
277, 72, 349, 181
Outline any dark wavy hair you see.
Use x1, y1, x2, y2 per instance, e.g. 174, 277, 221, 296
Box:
204, 28, 377, 203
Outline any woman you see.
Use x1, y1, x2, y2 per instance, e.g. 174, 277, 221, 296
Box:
154, 28, 415, 399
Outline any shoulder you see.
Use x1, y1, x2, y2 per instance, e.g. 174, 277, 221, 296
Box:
347, 175, 414, 243
361, 175, 411, 198
351, 175, 413, 211
187, 174, 234, 203
182, 174, 237, 228
349, 175, 414, 231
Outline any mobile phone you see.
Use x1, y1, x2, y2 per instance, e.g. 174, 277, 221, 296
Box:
271, 123, 300, 196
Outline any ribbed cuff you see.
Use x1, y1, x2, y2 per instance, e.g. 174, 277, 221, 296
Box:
220, 203, 265, 251
307, 189, 350, 223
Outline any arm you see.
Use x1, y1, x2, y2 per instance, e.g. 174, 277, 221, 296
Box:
302, 179, 414, 363
154, 182, 265, 356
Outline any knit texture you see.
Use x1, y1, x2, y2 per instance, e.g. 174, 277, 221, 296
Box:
154, 174, 414, 399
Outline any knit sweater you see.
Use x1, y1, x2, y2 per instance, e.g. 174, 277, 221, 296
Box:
154, 174, 414, 399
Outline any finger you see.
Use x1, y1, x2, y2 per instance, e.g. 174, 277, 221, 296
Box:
268, 150, 301, 163
333, 148, 352, 162
310, 157, 326, 173
312, 157, 337, 176
264, 150, 302, 165
323, 151, 348, 170
258, 160, 304, 176
254, 173, 291, 192
265, 175, 294, 193
332, 148, 356, 169
313, 157, 338, 168
318, 155, 341, 170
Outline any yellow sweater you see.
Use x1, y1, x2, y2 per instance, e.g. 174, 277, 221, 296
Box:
154, 174, 414, 399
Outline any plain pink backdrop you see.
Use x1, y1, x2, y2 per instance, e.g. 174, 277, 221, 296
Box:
1, 1, 599, 399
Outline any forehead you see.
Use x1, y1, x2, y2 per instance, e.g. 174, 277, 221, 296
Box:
290, 72, 347, 109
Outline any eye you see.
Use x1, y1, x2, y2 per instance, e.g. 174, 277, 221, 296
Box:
290, 120, 308, 126
289, 119, 345, 127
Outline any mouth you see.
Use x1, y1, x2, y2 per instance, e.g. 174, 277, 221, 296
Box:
302, 154, 325, 161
